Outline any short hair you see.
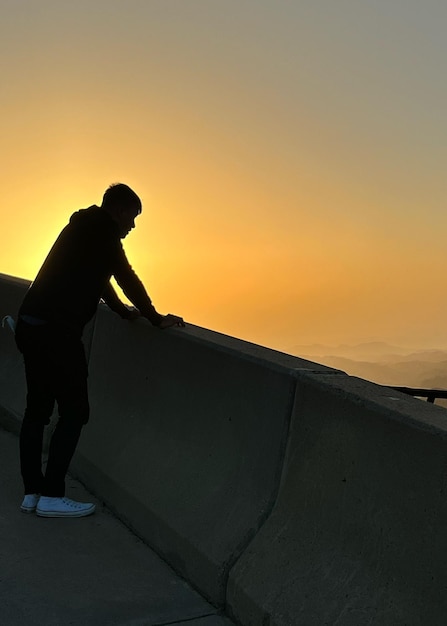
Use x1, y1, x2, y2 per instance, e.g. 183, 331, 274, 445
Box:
102, 183, 142, 214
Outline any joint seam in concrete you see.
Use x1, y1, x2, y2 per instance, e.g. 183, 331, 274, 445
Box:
291, 368, 347, 375
223, 377, 299, 609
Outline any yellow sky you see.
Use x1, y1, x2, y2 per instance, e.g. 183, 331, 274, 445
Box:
1, 1, 447, 352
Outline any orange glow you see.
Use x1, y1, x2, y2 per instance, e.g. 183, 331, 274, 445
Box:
2, 2, 447, 352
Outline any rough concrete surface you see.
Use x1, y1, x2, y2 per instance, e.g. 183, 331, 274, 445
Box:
227, 373, 447, 626
74, 306, 301, 604
0, 427, 234, 626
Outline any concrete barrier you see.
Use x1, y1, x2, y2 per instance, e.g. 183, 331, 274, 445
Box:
71, 305, 339, 604
227, 372, 447, 625
3, 271, 447, 624
0, 273, 29, 432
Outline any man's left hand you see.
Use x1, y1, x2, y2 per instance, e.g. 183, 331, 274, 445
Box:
159, 314, 185, 329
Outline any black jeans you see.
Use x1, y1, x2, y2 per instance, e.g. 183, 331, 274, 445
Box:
15, 319, 89, 497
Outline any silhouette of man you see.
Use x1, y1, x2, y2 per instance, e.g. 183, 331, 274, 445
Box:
15, 183, 184, 518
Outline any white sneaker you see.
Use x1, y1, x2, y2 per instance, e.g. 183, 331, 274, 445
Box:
21, 493, 40, 513
36, 496, 96, 518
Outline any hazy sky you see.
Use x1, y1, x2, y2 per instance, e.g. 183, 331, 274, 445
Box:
1, 1, 446, 352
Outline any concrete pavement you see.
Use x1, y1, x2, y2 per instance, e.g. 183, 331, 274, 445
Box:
0, 426, 234, 626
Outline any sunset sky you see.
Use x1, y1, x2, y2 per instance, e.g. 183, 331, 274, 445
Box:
1, 1, 446, 353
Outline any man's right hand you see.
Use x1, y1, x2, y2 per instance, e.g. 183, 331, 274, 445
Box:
158, 314, 185, 329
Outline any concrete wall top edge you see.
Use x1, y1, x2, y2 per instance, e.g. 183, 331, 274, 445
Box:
298, 370, 447, 437
100, 306, 344, 377
0, 273, 30, 288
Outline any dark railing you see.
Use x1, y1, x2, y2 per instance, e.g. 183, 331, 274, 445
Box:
386, 387, 447, 404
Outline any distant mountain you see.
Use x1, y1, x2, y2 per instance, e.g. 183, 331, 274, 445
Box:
383, 350, 447, 364
290, 342, 447, 409
292, 341, 415, 361
303, 355, 447, 387
290, 339, 447, 393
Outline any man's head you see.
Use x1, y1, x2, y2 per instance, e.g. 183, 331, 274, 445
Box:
101, 183, 142, 238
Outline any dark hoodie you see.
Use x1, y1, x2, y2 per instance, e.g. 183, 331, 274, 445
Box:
19, 206, 162, 332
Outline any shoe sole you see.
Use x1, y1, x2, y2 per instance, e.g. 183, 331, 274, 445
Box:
20, 506, 37, 513
36, 506, 96, 518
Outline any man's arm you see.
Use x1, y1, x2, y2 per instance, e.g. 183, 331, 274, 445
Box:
112, 245, 185, 328
101, 282, 139, 320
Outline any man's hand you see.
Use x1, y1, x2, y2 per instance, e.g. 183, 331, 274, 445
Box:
158, 313, 185, 329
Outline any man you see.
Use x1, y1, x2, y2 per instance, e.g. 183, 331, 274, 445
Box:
15, 183, 184, 518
